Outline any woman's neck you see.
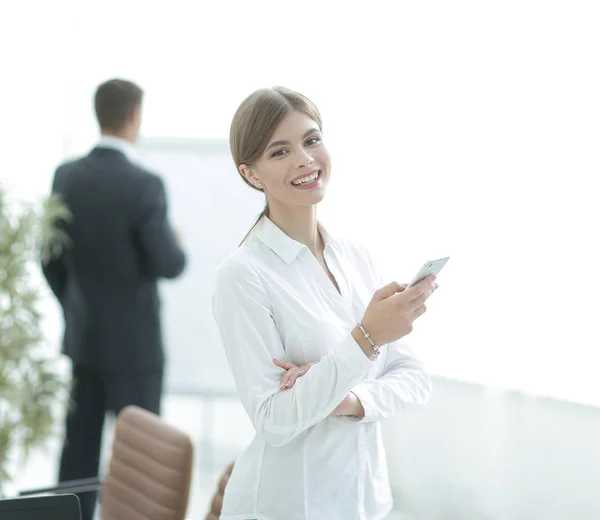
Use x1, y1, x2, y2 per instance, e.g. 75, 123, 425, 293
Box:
267, 203, 322, 257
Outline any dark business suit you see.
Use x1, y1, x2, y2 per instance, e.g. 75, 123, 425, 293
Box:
42, 145, 186, 520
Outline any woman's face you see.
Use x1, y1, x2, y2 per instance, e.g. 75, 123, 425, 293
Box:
240, 111, 331, 210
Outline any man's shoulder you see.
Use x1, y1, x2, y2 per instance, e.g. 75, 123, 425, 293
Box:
53, 154, 165, 203
55, 155, 85, 175
127, 162, 163, 186
53, 156, 86, 188
59, 149, 156, 175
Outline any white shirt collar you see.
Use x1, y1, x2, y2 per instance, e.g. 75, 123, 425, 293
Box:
95, 135, 137, 162
254, 216, 340, 264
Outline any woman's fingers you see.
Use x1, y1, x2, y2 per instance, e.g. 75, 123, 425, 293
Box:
273, 358, 296, 370
280, 367, 300, 389
413, 304, 427, 320
299, 362, 316, 374
279, 362, 316, 390
407, 282, 439, 313
403, 275, 436, 305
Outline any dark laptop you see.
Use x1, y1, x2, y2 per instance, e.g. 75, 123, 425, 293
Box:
0, 494, 81, 520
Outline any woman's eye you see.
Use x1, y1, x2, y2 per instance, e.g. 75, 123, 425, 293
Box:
306, 137, 321, 146
271, 149, 288, 157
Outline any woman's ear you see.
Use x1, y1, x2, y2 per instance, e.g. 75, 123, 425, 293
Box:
239, 164, 263, 190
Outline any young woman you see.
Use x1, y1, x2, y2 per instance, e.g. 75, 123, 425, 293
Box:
212, 86, 437, 520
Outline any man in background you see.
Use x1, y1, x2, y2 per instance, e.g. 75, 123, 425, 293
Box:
42, 78, 186, 520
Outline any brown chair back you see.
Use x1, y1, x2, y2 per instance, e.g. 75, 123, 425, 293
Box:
100, 406, 194, 520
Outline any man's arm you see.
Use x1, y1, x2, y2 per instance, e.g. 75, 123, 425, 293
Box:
41, 168, 67, 301
42, 256, 67, 301
133, 175, 186, 279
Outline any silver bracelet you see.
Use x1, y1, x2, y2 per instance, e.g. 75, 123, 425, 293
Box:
356, 322, 380, 359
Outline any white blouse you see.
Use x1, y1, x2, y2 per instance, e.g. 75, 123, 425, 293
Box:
212, 216, 431, 520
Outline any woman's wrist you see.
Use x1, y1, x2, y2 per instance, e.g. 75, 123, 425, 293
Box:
332, 392, 366, 418
348, 391, 365, 418
352, 326, 376, 359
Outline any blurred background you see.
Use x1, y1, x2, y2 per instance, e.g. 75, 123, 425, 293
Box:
1, 0, 599, 518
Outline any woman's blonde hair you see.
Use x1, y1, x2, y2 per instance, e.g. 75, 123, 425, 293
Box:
230, 86, 323, 244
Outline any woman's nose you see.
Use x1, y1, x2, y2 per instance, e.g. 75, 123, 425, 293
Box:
292, 149, 314, 169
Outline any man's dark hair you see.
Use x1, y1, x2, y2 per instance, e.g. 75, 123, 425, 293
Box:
94, 79, 143, 131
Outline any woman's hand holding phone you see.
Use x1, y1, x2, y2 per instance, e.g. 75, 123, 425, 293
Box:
355, 275, 438, 353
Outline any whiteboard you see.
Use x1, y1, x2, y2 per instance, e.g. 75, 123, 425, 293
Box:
136, 137, 264, 395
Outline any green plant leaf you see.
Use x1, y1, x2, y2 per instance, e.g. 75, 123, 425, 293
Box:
0, 183, 70, 487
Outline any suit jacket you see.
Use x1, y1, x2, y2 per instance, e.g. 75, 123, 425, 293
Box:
42, 146, 186, 373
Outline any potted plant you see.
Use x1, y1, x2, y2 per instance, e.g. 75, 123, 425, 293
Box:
0, 184, 71, 493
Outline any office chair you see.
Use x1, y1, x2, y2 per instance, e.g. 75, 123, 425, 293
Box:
20, 406, 194, 520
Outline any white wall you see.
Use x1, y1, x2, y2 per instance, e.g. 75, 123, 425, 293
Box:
0, 3, 79, 357
383, 377, 600, 519
0, 3, 76, 200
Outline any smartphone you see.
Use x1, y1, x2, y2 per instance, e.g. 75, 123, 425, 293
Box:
407, 257, 450, 288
